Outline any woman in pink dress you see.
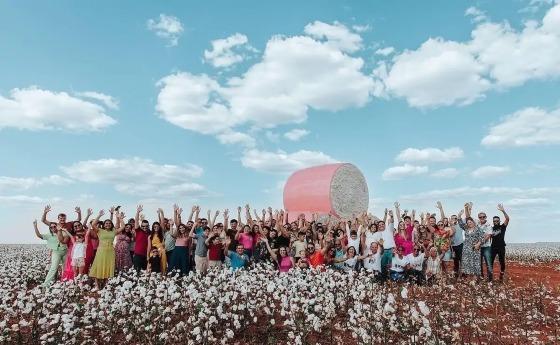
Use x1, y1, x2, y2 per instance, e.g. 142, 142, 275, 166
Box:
394, 221, 414, 256
115, 223, 133, 272
261, 237, 294, 272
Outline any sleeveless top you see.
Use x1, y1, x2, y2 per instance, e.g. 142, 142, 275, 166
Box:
278, 256, 293, 272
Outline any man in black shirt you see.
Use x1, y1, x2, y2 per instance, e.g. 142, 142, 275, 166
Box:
491, 204, 510, 281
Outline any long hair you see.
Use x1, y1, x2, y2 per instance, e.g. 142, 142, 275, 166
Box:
151, 222, 163, 242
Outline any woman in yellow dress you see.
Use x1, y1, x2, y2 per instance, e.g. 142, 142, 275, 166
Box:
89, 209, 125, 288
147, 221, 167, 274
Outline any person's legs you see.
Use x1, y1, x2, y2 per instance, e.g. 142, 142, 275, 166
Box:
381, 249, 393, 281
43, 251, 64, 286
481, 247, 493, 281
452, 244, 463, 278
497, 247, 506, 279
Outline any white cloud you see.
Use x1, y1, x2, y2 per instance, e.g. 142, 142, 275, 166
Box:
241, 149, 337, 173
74, 91, 119, 109
0, 195, 45, 204
0, 87, 117, 131
375, 2, 560, 107
396, 147, 464, 163
506, 197, 551, 207
156, 21, 373, 141
265, 131, 280, 143
471, 165, 511, 178
204, 33, 254, 68
382, 164, 429, 180
147, 14, 184, 46
481, 106, 560, 147
465, 6, 488, 23
61, 157, 206, 197
352, 24, 371, 33
431, 168, 460, 178
375, 47, 395, 56
284, 128, 309, 141
216, 130, 256, 147
304, 21, 362, 53
0, 175, 72, 193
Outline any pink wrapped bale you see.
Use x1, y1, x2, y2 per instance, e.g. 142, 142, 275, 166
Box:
283, 163, 369, 222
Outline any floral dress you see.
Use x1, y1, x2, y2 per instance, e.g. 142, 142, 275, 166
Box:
115, 233, 133, 272
459, 220, 484, 276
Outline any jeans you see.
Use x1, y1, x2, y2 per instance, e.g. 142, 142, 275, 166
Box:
407, 269, 425, 285
452, 243, 463, 276
491, 246, 506, 277
381, 248, 393, 280
390, 270, 405, 282
480, 246, 493, 280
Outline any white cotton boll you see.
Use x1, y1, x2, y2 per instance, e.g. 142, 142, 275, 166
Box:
401, 287, 408, 299
417, 301, 430, 316
383, 303, 395, 314
126, 334, 133, 341
387, 293, 395, 304
270, 319, 275, 325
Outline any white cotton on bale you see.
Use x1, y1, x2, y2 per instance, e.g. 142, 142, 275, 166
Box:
283, 163, 369, 222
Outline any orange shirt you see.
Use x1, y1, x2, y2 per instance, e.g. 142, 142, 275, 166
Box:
308, 251, 324, 267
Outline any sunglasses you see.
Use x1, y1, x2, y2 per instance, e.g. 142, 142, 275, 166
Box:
479, 216, 487, 219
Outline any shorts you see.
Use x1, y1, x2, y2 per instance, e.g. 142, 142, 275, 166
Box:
72, 257, 85, 267
208, 260, 222, 269
194, 255, 208, 273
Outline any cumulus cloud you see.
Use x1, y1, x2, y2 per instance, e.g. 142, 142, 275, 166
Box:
147, 14, 184, 46
0, 87, 117, 131
284, 128, 310, 141
396, 147, 464, 163
430, 168, 460, 178
382, 164, 429, 180
155, 21, 373, 143
0, 175, 72, 193
465, 6, 488, 23
303, 21, 363, 53
400, 186, 560, 201
375, 47, 395, 56
241, 149, 337, 173
481, 106, 560, 147
61, 157, 206, 197
74, 91, 119, 109
204, 33, 255, 68
216, 130, 256, 147
471, 165, 511, 178
375, 2, 560, 107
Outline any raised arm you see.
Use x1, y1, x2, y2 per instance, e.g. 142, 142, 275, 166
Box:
74, 206, 82, 223
210, 210, 219, 228
394, 202, 402, 223
245, 204, 253, 227
383, 208, 388, 224
261, 237, 277, 262
173, 204, 181, 227
41, 205, 52, 226
436, 201, 445, 221
115, 212, 125, 234
109, 206, 115, 224
253, 209, 262, 224
134, 205, 143, 230
223, 209, 229, 235
465, 202, 472, 219
497, 204, 509, 226
33, 220, 43, 240
158, 208, 165, 229
83, 208, 93, 227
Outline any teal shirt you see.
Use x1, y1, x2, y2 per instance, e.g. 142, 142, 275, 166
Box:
41, 233, 67, 252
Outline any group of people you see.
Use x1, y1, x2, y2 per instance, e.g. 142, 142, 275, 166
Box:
34, 200, 510, 287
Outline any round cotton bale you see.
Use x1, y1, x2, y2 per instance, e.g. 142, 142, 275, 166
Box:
283, 163, 369, 222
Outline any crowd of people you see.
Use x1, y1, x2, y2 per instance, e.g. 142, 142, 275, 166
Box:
33, 201, 510, 288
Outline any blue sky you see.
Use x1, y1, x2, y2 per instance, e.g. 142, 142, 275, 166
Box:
1, 0, 559, 243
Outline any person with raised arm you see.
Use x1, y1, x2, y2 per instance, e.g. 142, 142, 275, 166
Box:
306, 236, 331, 268
491, 204, 510, 281
362, 241, 382, 279
115, 213, 134, 273
147, 216, 167, 274
89, 210, 125, 288
61, 220, 86, 281
34, 219, 68, 285
190, 207, 209, 273
132, 205, 150, 272
379, 207, 396, 281
427, 203, 451, 273
406, 244, 426, 285
160, 207, 175, 271
389, 245, 409, 282
458, 203, 484, 278
223, 237, 249, 270
42, 205, 82, 234
261, 237, 294, 272
448, 209, 465, 279
168, 205, 192, 275
475, 203, 494, 281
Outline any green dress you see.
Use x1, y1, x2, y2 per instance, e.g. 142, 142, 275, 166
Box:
89, 229, 116, 279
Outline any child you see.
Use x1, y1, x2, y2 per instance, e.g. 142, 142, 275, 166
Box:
291, 232, 307, 260
148, 248, 162, 273
71, 233, 86, 277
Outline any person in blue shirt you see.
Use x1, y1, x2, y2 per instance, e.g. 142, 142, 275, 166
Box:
224, 239, 249, 270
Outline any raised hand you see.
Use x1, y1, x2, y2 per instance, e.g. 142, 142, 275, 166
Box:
237, 206, 242, 213
394, 202, 400, 208
44, 205, 51, 214
245, 204, 250, 210
214, 210, 220, 218
87, 208, 93, 217
109, 206, 115, 213
497, 203, 505, 212
458, 209, 464, 217
191, 205, 197, 213
136, 205, 143, 214
207, 210, 211, 219
75, 206, 82, 214
33, 219, 37, 226
98, 210, 105, 218
223, 209, 229, 217
173, 204, 179, 212
268, 207, 273, 214
436, 201, 442, 209
177, 208, 183, 215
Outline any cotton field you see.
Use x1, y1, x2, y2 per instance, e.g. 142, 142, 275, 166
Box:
0, 244, 559, 344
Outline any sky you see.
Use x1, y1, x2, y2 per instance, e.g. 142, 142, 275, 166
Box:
1, 0, 559, 243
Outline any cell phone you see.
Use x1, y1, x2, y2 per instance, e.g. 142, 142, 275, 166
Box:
115, 206, 121, 211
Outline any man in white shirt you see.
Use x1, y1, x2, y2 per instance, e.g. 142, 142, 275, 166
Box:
406, 245, 425, 284
378, 209, 395, 281
362, 242, 382, 278
389, 246, 409, 281
477, 211, 494, 281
